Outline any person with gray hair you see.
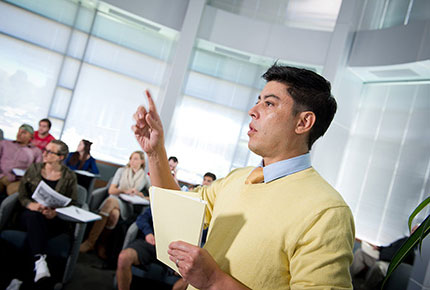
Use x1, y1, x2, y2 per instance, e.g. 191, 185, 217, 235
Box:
0, 124, 42, 201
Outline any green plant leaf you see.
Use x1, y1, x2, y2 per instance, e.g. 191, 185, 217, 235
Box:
408, 195, 430, 232
382, 214, 430, 289
419, 213, 430, 254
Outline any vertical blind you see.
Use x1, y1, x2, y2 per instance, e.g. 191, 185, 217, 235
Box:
337, 82, 430, 245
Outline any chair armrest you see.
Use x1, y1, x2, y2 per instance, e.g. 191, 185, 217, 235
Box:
0, 192, 19, 230
89, 187, 108, 211
123, 222, 139, 250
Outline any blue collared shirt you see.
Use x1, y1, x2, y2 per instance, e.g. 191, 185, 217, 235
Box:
256, 153, 311, 183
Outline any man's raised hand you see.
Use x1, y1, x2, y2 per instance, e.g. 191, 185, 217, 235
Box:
132, 90, 164, 155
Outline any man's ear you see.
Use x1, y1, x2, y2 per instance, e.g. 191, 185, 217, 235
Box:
295, 111, 315, 135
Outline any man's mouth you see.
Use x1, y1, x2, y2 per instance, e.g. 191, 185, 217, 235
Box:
248, 124, 257, 136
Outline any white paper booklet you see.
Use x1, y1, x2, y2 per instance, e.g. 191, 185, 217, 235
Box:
12, 168, 26, 176
119, 193, 150, 205
31, 180, 71, 208
56, 205, 101, 222
74, 170, 97, 177
361, 241, 380, 260
150, 186, 207, 271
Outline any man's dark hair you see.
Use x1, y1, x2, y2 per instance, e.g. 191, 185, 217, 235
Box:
262, 64, 337, 149
204, 172, 216, 181
168, 156, 178, 163
39, 118, 52, 129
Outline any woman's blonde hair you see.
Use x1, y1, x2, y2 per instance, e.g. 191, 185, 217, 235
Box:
127, 151, 145, 169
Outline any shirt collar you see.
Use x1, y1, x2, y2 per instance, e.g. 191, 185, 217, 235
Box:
257, 153, 311, 183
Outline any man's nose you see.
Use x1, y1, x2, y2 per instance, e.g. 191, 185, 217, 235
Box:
248, 104, 259, 119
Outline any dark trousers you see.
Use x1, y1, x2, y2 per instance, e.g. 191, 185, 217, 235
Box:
20, 209, 69, 256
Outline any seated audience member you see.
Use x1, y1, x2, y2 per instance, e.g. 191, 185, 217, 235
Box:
0, 124, 42, 200
64, 139, 99, 174
80, 151, 150, 258
202, 172, 216, 186
351, 225, 418, 290
116, 207, 163, 290
168, 156, 179, 184
31, 118, 55, 151
16, 140, 78, 283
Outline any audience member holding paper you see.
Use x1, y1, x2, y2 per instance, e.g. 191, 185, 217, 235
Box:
132, 64, 355, 290
80, 151, 150, 259
16, 140, 78, 283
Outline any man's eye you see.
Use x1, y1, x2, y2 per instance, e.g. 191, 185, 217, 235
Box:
265, 101, 273, 106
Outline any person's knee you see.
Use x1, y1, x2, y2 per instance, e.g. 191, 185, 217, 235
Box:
117, 249, 137, 269
107, 208, 120, 229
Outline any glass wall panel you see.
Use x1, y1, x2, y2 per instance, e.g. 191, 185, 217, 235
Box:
0, 2, 71, 53
0, 34, 61, 139
62, 64, 161, 164
339, 82, 430, 244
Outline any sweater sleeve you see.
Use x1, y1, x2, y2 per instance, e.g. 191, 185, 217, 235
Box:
136, 207, 153, 236
111, 167, 123, 186
289, 206, 355, 289
17, 164, 35, 207
88, 157, 99, 174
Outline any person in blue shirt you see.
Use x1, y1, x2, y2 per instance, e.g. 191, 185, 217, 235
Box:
116, 207, 167, 290
64, 139, 99, 174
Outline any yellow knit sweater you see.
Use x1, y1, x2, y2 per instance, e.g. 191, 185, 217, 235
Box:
188, 167, 355, 290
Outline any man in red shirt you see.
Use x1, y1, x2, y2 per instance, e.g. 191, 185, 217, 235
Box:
32, 118, 55, 151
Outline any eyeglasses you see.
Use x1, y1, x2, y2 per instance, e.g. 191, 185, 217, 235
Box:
43, 149, 61, 156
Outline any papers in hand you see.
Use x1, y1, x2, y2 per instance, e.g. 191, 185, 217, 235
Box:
32, 180, 71, 208
12, 168, 26, 177
361, 241, 380, 260
150, 186, 207, 271
56, 205, 102, 222
119, 194, 150, 205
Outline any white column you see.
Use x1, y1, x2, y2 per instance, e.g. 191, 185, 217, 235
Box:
321, 0, 365, 87
157, 0, 206, 137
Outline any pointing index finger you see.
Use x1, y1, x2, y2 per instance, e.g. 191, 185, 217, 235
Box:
145, 89, 158, 113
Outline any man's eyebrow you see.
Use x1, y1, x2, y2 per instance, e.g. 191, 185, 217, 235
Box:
257, 94, 281, 100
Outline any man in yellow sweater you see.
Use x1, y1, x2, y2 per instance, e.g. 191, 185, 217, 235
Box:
132, 64, 355, 289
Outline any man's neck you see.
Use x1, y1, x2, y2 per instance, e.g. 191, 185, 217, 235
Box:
45, 162, 61, 172
15, 140, 30, 146
263, 150, 309, 167
38, 131, 49, 138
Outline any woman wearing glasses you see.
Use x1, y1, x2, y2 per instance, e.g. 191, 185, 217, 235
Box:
16, 140, 78, 284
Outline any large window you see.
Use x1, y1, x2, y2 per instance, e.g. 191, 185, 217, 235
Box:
165, 46, 267, 183
0, 0, 177, 165
337, 81, 430, 244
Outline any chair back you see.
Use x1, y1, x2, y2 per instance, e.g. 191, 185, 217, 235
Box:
0, 192, 19, 230
76, 185, 87, 208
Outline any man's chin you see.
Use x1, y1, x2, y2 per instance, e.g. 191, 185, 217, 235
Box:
248, 143, 263, 157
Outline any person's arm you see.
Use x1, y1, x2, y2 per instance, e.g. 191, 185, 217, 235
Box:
136, 207, 153, 236
132, 90, 179, 190
17, 164, 45, 212
88, 157, 99, 174
379, 237, 409, 262
34, 147, 42, 163
289, 206, 355, 289
108, 168, 124, 195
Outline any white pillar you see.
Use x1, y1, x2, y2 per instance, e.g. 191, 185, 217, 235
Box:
157, 0, 206, 137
